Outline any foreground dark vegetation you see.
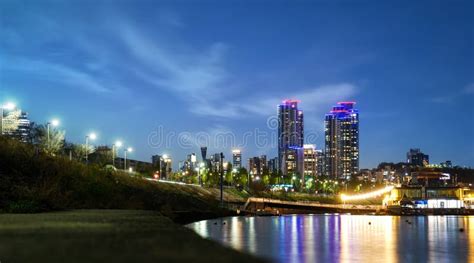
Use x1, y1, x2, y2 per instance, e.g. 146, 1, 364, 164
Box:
0, 136, 235, 223
0, 210, 266, 263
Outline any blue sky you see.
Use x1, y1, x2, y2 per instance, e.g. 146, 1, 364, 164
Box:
1, 0, 473, 168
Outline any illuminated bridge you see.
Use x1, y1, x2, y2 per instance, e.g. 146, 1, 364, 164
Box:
242, 197, 385, 215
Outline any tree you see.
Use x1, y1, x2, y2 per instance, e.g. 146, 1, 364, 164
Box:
31, 124, 65, 156
225, 162, 234, 185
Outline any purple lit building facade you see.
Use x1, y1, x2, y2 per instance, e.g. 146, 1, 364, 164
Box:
278, 100, 304, 177
325, 102, 359, 180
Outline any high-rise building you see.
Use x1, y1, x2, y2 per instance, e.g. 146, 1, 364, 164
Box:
325, 102, 359, 180
278, 99, 304, 177
210, 153, 224, 173
303, 144, 317, 178
232, 149, 242, 169
1, 106, 31, 142
407, 148, 429, 167
267, 157, 279, 174
248, 155, 267, 176
200, 147, 207, 161
316, 150, 324, 177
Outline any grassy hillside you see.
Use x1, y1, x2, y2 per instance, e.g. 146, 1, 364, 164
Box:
0, 137, 236, 223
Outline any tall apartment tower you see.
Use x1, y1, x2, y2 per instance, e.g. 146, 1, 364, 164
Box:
324, 102, 359, 180
278, 99, 304, 176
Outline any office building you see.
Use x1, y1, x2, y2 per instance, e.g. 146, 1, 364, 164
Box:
325, 101, 359, 180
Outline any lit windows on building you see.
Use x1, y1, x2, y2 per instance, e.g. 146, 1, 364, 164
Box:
324, 102, 359, 179
278, 99, 304, 177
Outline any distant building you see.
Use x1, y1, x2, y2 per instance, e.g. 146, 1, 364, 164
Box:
210, 153, 224, 173
407, 148, 429, 167
180, 153, 197, 172
278, 99, 304, 177
316, 150, 324, 177
441, 160, 452, 168
152, 154, 173, 179
1, 106, 31, 142
248, 155, 267, 176
232, 149, 242, 169
200, 147, 207, 161
267, 157, 279, 174
303, 144, 317, 178
325, 102, 359, 180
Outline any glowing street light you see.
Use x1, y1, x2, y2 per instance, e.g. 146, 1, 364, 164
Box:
112, 140, 123, 167
2, 102, 16, 111
124, 147, 133, 170
46, 119, 60, 151
196, 162, 205, 186
85, 132, 97, 164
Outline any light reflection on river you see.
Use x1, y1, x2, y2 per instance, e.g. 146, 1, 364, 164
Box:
187, 215, 473, 263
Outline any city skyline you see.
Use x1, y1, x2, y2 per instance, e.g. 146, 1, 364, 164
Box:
1, 1, 473, 168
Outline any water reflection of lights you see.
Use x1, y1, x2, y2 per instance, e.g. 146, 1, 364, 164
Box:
230, 217, 243, 250
248, 217, 256, 254
340, 215, 396, 263
187, 215, 472, 263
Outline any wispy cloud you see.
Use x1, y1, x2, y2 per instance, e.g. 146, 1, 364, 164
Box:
116, 22, 238, 117
4, 57, 112, 93
464, 83, 474, 94
429, 82, 474, 103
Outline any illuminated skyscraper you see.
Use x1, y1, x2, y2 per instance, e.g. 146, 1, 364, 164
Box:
278, 99, 304, 176
324, 102, 359, 179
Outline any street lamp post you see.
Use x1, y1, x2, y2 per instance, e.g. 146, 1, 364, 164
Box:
85, 132, 97, 164
220, 152, 224, 208
47, 119, 59, 152
112, 140, 123, 167
248, 171, 252, 190
124, 147, 133, 171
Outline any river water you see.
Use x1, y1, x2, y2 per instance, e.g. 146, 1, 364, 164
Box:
187, 215, 473, 263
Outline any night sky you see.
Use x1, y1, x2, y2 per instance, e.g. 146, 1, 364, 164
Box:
1, 0, 473, 168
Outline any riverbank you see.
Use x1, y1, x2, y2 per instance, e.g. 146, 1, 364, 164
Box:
0, 210, 267, 263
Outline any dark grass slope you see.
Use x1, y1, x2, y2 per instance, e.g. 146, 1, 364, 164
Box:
0, 136, 232, 223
